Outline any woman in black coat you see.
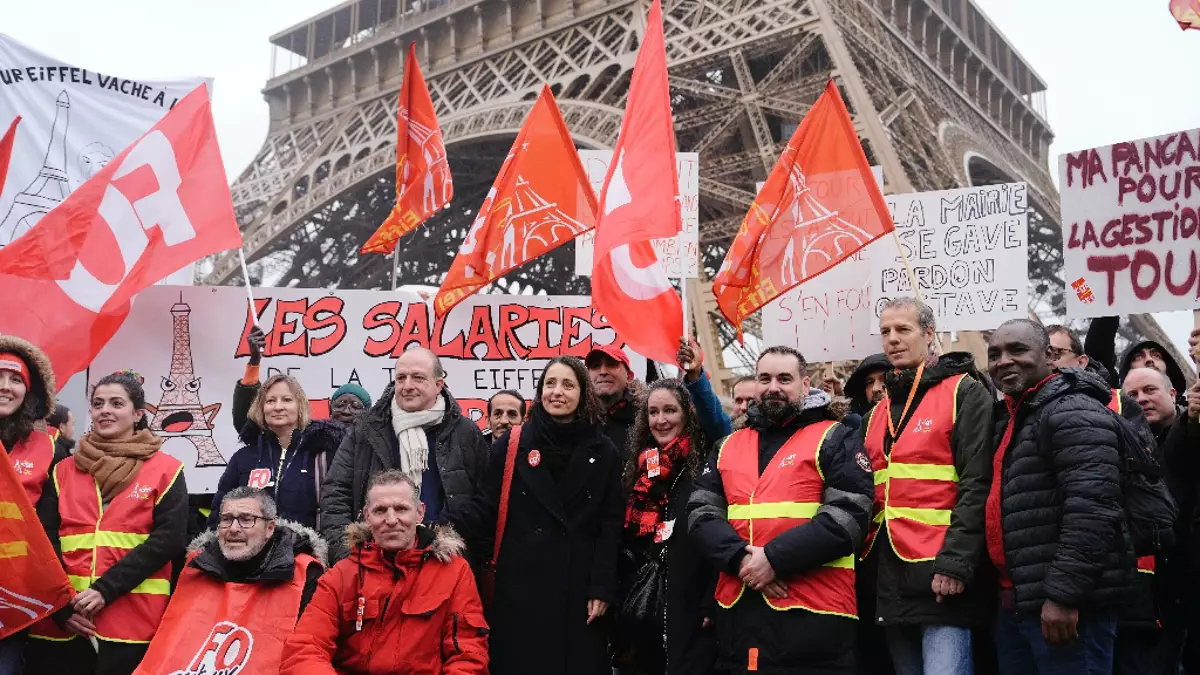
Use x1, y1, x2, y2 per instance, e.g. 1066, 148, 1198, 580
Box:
453, 355, 624, 675
614, 379, 717, 675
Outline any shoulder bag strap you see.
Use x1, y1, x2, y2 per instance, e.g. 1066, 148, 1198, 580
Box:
491, 425, 522, 567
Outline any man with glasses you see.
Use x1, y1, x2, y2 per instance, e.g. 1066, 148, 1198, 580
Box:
330, 383, 372, 426
134, 487, 326, 675
321, 348, 490, 563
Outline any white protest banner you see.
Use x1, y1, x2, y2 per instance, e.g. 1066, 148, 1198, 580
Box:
574, 151, 699, 278
89, 286, 645, 493
871, 183, 1029, 333
0, 34, 207, 246
762, 168, 884, 361
1059, 128, 1200, 318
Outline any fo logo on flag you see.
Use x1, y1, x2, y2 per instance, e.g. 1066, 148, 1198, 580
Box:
170, 621, 255, 675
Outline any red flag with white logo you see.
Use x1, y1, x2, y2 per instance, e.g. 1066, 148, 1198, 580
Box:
434, 85, 597, 317
0, 84, 242, 384
361, 43, 454, 254
0, 441, 73, 640
591, 0, 683, 364
0, 116, 18, 192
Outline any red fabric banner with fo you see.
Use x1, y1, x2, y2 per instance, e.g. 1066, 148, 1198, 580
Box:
0, 116, 19, 193
0, 84, 242, 384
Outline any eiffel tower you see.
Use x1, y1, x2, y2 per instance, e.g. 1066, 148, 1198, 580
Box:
205, 0, 1187, 388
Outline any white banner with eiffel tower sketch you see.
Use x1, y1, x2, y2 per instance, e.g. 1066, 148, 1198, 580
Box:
0, 34, 207, 247
87, 285, 646, 494
573, 151, 699, 278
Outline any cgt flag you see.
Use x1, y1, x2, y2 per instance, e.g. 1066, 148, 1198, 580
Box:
590, 0, 683, 364
434, 85, 597, 317
0, 116, 18, 192
0, 84, 242, 384
1172, 0, 1200, 29
362, 43, 453, 254
713, 80, 893, 338
0, 441, 73, 640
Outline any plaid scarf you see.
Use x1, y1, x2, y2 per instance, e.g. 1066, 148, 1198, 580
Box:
624, 436, 691, 539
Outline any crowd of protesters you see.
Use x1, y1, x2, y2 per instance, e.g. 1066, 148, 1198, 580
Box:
1, 299, 1198, 675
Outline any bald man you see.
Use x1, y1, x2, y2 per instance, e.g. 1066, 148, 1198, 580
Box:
320, 348, 490, 563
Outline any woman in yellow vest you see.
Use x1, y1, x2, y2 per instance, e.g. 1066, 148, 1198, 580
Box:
26, 371, 188, 675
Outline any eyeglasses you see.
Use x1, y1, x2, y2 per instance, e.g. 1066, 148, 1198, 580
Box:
1047, 347, 1076, 360
218, 514, 271, 529
332, 398, 365, 411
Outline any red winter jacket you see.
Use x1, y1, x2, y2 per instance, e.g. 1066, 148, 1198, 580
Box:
282, 523, 489, 675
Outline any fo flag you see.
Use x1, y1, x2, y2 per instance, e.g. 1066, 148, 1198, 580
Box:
362, 43, 453, 254
1172, 0, 1200, 29
0, 442, 73, 640
435, 86, 597, 317
591, 0, 683, 364
713, 80, 892, 338
0, 85, 242, 384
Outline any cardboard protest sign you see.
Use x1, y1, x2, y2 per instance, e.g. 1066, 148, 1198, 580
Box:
0, 35, 207, 247
872, 183, 1029, 333
574, 151, 699, 278
1059, 127, 1200, 318
762, 168, 883, 361
88, 286, 644, 493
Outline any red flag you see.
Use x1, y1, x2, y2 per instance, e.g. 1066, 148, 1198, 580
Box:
1171, 0, 1200, 29
362, 43, 453, 254
434, 86, 597, 317
591, 0, 683, 364
0, 442, 73, 640
0, 116, 19, 192
713, 80, 893, 337
0, 84, 242, 384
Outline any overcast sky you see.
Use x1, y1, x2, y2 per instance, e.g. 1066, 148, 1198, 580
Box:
5, 0, 1197, 361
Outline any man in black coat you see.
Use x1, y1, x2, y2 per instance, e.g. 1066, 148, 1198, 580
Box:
859, 299, 995, 675
688, 346, 873, 675
320, 348, 490, 562
1084, 316, 1191, 405
986, 319, 1134, 674
586, 345, 639, 456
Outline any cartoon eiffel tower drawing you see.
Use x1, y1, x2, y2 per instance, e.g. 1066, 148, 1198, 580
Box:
144, 295, 226, 467
0, 90, 73, 245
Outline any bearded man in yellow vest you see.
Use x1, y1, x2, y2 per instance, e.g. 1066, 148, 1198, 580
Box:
134, 487, 325, 675
688, 346, 874, 675
859, 297, 995, 675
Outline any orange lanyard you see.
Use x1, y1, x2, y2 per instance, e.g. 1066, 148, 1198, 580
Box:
885, 361, 925, 440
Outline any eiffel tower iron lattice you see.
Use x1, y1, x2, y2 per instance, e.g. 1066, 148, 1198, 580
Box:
207, 0, 1188, 383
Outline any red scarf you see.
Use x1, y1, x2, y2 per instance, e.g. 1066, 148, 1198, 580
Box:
985, 373, 1057, 588
624, 436, 691, 539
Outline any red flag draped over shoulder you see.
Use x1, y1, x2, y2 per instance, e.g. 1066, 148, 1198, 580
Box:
0, 85, 242, 384
0, 116, 19, 191
713, 80, 893, 338
434, 86, 597, 317
1172, 0, 1200, 29
361, 43, 453, 254
591, 0, 683, 364
0, 442, 73, 640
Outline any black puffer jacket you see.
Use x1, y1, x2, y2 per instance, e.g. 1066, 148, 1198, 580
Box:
859, 352, 996, 628
991, 367, 1135, 613
320, 384, 489, 562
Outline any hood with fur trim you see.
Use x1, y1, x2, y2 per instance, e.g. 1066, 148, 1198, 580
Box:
344, 521, 466, 564
188, 519, 328, 580
0, 334, 56, 420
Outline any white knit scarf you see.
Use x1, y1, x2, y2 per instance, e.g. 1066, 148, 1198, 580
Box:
390, 395, 447, 487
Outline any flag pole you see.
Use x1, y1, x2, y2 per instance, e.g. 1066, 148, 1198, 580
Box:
237, 249, 259, 328
391, 249, 400, 291
678, 232, 691, 372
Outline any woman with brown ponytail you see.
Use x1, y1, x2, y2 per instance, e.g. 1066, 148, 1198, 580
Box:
26, 371, 187, 675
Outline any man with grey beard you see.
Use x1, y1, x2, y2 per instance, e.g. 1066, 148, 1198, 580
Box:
133, 488, 327, 674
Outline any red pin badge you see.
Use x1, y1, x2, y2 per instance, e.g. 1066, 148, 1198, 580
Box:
528, 449, 542, 467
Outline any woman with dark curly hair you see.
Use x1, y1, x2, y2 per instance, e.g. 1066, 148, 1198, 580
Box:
452, 355, 624, 675
614, 379, 718, 675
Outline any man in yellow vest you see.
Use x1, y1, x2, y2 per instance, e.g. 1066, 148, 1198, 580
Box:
859, 298, 995, 675
134, 487, 325, 675
688, 345, 874, 674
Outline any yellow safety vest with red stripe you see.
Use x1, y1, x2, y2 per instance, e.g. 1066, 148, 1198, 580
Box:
48, 452, 183, 643
1107, 389, 1155, 576
862, 375, 966, 562
10, 430, 55, 505
713, 421, 857, 618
